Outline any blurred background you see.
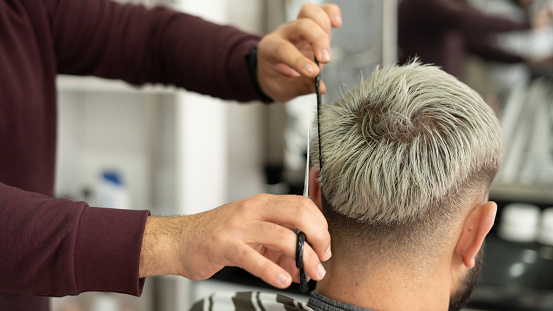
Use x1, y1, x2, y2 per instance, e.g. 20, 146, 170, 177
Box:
51, 0, 553, 310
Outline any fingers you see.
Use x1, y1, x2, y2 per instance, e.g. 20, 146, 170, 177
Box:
259, 19, 325, 79
193, 193, 332, 289
271, 246, 322, 284
276, 256, 301, 282
279, 17, 328, 67
322, 4, 342, 28
295, 3, 342, 64
300, 242, 327, 282
320, 80, 327, 94
254, 195, 332, 263
297, 3, 342, 35
271, 38, 320, 78
285, 18, 330, 64
256, 3, 340, 101
245, 221, 327, 282
228, 243, 293, 289
270, 75, 327, 101
297, 3, 332, 38
262, 3, 340, 75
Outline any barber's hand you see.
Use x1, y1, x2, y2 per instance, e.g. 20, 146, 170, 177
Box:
139, 194, 331, 289
257, 3, 342, 103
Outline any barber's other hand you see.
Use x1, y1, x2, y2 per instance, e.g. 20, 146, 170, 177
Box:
139, 194, 331, 288
257, 3, 342, 102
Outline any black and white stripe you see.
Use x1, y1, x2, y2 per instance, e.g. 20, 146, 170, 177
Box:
190, 291, 312, 311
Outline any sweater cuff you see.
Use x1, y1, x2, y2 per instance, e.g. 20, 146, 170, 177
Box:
245, 44, 274, 103
74, 206, 150, 296
228, 38, 274, 103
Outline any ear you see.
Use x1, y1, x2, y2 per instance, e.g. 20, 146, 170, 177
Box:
309, 167, 323, 211
455, 201, 497, 268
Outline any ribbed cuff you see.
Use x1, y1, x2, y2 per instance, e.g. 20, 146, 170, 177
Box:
74, 206, 150, 296
246, 44, 274, 103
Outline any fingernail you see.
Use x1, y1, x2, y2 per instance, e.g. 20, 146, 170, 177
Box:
305, 64, 317, 76
278, 273, 291, 287
325, 246, 332, 260
334, 15, 342, 25
321, 50, 330, 62
317, 264, 326, 279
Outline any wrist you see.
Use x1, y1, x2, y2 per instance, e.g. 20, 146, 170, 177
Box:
139, 216, 182, 278
246, 44, 274, 103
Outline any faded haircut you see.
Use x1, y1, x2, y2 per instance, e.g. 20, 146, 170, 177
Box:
311, 63, 503, 251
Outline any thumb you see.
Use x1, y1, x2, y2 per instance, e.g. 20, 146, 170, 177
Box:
267, 77, 327, 102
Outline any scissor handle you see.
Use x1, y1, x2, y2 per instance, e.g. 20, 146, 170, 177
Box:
296, 231, 309, 293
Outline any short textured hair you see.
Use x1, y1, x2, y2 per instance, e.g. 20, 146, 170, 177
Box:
311, 63, 503, 227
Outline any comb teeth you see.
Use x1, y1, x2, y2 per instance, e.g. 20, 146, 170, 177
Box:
315, 58, 323, 174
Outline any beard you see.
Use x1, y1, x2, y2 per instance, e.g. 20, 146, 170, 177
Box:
448, 247, 484, 311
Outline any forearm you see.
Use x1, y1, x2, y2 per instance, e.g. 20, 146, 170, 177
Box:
467, 33, 525, 64
138, 212, 219, 280
139, 216, 183, 278
0, 183, 85, 296
0, 182, 148, 296
49, 0, 262, 101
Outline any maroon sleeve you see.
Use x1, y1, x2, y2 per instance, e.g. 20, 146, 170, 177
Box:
401, 0, 530, 33
46, 0, 262, 102
466, 33, 525, 63
0, 182, 149, 297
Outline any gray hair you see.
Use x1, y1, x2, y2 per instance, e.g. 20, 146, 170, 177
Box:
311, 62, 503, 225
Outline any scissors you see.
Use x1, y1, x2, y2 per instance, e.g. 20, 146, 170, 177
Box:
296, 58, 322, 293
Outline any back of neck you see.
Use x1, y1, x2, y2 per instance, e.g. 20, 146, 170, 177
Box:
315, 256, 451, 311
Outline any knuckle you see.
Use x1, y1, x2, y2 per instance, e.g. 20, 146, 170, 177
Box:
274, 23, 289, 36
256, 193, 272, 202
236, 244, 250, 260
293, 54, 306, 68
274, 226, 295, 247
226, 242, 247, 263
294, 207, 308, 223
237, 199, 256, 214
304, 247, 317, 265
317, 31, 330, 44
296, 18, 315, 31
226, 217, 243, 232
298, 196, 313, 211
322, 4, 339, 13
275, 43, 289, 59
211, 230, 231, 251
299, 3, 317, 14
260, 260, 275, 278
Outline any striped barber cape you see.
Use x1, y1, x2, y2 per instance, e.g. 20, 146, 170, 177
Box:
189, 292, 312, 311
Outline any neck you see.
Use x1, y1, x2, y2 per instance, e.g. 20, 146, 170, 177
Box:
316, 255, 452, 311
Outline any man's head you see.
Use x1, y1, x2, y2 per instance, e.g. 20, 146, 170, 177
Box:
309, 63, 503, 310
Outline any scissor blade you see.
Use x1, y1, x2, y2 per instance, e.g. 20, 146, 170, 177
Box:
303, 127, 310, 198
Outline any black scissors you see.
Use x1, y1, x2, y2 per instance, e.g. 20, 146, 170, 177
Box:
296, 57, 322, 293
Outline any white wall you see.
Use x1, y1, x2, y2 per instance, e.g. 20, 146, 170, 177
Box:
55, 91, 159, 210
226, 0, 267, 201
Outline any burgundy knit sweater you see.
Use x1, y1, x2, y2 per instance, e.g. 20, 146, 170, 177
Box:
398, 0, 530, 78
0, 0, 261, 310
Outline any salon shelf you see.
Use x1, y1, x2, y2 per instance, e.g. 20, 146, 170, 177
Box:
490, 182, 553, 205
56, 75, 176, 94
